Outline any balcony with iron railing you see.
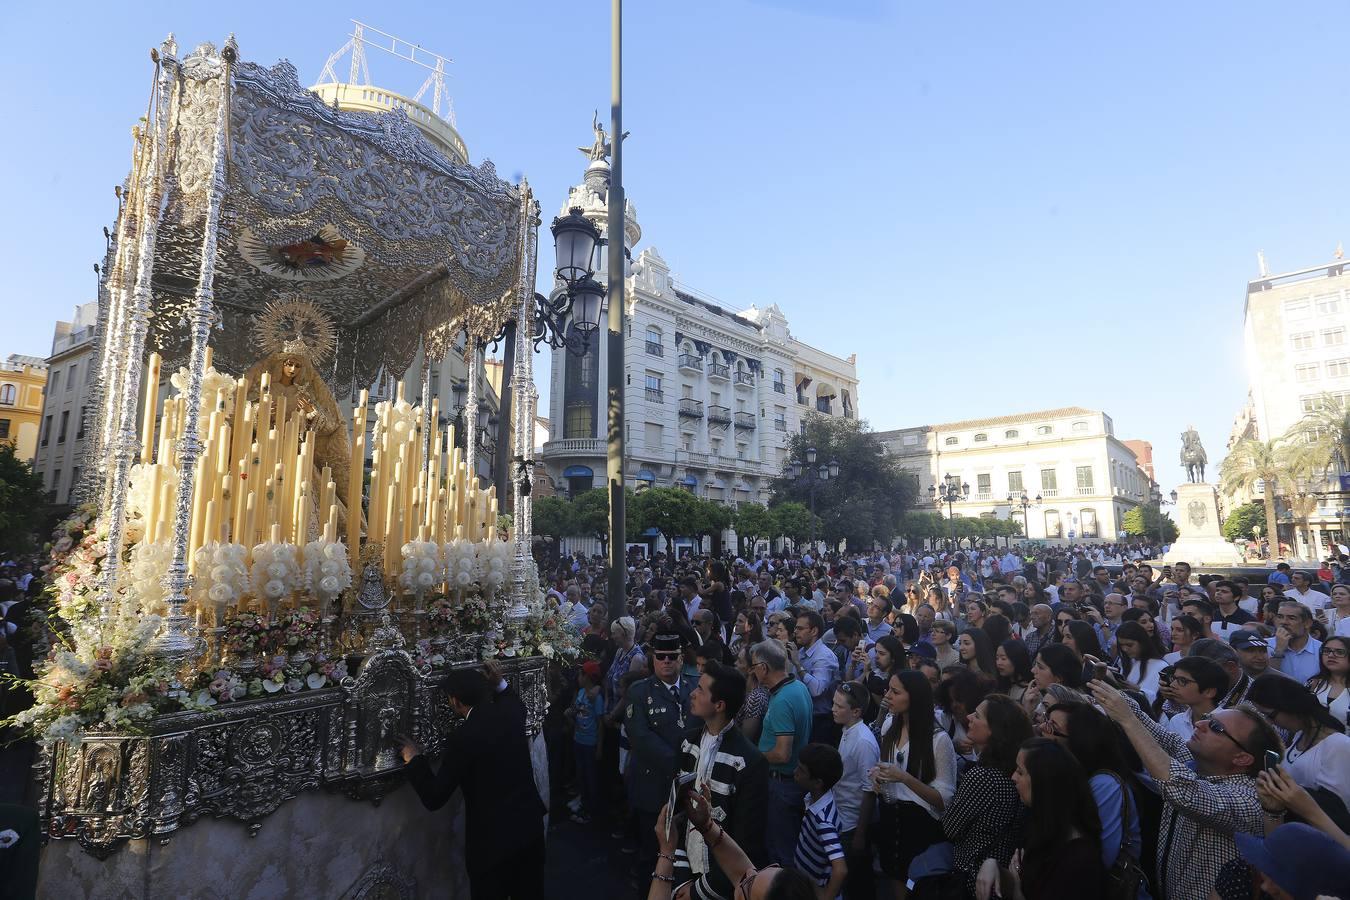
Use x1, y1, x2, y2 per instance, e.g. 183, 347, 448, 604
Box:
678, 398, 705, 418
734, 411, 756, 429
678, 354, 702, 373
774, 416, 787, 431
708, 363, 730, 381
645, 341, 663, 356
816, 399, 832, 414
645, 387, 664, 403
773, 381, 786, 394
708, 404, 732, 424
735, 371, 754, 388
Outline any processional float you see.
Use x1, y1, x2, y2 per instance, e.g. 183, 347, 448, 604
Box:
21, 35, 575, 896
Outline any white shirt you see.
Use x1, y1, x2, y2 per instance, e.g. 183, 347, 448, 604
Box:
683, 594, 703, 619
1284, 731, 1350, 810
866, 717, 958, 820
1123, 658, 1163, 704
1284, 588, 1330, 610
1165, 708, 1199, 742
835, 719, 880, 832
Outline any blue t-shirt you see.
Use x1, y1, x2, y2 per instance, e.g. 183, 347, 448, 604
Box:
573, 687, 605, 746
758, 675, 813, 775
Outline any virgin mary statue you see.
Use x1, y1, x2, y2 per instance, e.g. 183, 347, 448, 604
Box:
244, 298, 355, 528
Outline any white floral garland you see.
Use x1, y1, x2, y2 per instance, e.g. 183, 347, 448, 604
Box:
192, 541, 250, 624
303, 538, 352, 615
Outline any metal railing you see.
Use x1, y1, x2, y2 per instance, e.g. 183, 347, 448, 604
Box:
678, 354, 702, 371
708, 404, 732, 423
645, 341, 663, 356
645, 387, 664, 403
773, 382, 786, 393
774, 417, 787, 431
816, 399, 832, 414
708, 363, 730, 380
679, 398, 705, 417
734, 411, 756, 429
735, 371, 754, 386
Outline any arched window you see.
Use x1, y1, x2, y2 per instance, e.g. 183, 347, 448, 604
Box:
1044, 510, 1063, 538
0, 384, 14, 405
974, 433, 988, 442
944, 436, 959, 446
1080, 509, 1099, 538
1072, 421, 1089, 433
1036, 425, 1053, 435
644, 326, 662, 356
1005, 429, 1019, 439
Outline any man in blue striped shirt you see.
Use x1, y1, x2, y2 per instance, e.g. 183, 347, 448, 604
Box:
793, 743, 848, 898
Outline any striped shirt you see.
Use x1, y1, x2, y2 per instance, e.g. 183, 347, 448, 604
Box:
794, 789, 845, 889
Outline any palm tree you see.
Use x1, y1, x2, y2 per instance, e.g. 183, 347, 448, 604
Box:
1292, 393, 1350, 474
1220, 438, 1291, 553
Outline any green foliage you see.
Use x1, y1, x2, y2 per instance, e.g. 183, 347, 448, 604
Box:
571, 489, 611, 542
770, 502, 817, 544
1221, 501, 1266, 543
629, 486, 706, 547
768, 416, 916, 549
0, 442, 48, 553
532, 497, 573, 540
1123, 505, 1180, 542
734, 503, 775, 552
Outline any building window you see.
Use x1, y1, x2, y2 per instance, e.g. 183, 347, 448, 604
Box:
564, 403, 593, 439
1005, 429, 1019, 439
1036, 425, 1052, 435
1040, 468, 1058, 492
645, 373, 663, 402
1071, 421, 1088, 433
944, 436, 958, 446
58, 410, 69, 443
49, 370, 60, 393
0, 419, 8, 439
1284, 298, 1312, 318
903, 433, 919, 446
67, 364, 76, 390
974, 433, 988, 442
51, 469, 62, 494
41, 414, 51, 446
1324, 327, 1346, 347
645, 326, 663, 356
976, 473, 991, 498
76, 406, 86, 440
1007, 471, 1024, 494
1295, 363, 1320, 383
0, 384, 13, 406
1291, 331, 1315, 351
645, 422, 663, 447
773, 369, 786, 393
1328, 358, 1350, 379
1081, 509, 1098, 539
1075, 465, 1094, 493
1316, 292, 1342, 315
1044, 510, 1062, 538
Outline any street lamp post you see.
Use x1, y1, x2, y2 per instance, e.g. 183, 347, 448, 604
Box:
1007, 491, 1042, 545
786, 445, 838, 553
605, 0, 626, 614
930, 473, 970, 552
1150, 485, 1177, 544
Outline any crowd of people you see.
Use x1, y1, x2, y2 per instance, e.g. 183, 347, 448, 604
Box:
535, 544, 1350, 900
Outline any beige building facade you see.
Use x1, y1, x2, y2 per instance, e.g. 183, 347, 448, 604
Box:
1, 354, 50, 466
877, 407, 1148, 543
30, 303, 98, 504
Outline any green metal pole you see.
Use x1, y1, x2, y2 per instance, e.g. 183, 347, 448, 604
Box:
606, 0, 626, 612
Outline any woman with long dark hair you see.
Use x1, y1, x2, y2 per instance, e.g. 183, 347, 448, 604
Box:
728, 609, 765, 658
1121, 608, 1167, 655
1163, 614, 1205, 665
1052, 607, 1081, 644
1307, 635, 1350, 727
864, 670, 958, 897
957, 627, 997, 677
1115, 621, 1165, 704
867, 635, 908, 712
942, 694, 1034, 896
1043, 703, 1151, 897
1023, 642, 1085, 718
974, 738, 1105, 900
995, 640, 1034, 704
1247, 672, 1350, 809
1061, 620, 1102, 660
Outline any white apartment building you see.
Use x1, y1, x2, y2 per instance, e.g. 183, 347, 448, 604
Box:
877, 407, 1148, 542
1229, 254, 1350, 549
540, 156, 860, 505
32, 302, 98, 506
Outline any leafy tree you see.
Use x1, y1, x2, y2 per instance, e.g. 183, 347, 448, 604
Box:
532, 497, 573, 543
769, 415, 917, 549
734, 503, 775, 556
1292, 393, 1350, 474
631, 486, 705, 550
571, 489, 612, 552
770, 502, 816, 547
1220, 438, 1295, 552
1221, 501, 1266, 543
1122, 505, 1180, 543
692, 497, 734, 553
0, 443, 47, 553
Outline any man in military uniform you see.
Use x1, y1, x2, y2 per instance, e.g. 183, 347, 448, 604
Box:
626, 622, 701, 889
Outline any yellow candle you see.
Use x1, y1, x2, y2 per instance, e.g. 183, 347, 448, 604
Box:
140, 352, 162, 464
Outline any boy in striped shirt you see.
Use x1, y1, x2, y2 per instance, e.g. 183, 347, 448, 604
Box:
792, 743, 848, 898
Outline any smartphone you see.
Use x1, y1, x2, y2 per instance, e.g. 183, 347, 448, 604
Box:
665, 771, 696, 841
1263, 750, 1281, 772
1093, 661, 1110, 682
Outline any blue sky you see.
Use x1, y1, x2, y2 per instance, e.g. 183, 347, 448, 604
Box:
3, 1, 1347, 496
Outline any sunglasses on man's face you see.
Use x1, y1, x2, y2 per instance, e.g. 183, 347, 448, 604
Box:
653, 652, 681, 662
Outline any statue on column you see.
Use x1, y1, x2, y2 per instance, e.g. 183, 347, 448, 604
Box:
1180, 425, 1207, 483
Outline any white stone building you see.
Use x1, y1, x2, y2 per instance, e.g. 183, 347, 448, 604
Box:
540, 158, 860, 507
31, 302, 98, 505
877, 407, 1148, 542
1227, 253, 1350, 551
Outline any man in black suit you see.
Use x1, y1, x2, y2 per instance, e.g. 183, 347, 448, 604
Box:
400, 666, 545, 900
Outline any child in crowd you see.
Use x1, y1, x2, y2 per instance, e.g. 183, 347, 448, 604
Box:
566, 660, 606, 825
793, 742, 848, 899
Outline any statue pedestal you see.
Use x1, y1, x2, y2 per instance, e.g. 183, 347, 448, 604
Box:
1164, 483, 1244, 566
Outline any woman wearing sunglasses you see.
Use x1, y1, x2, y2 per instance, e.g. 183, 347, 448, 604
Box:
1307, 635, 1349, 726
650, 786, 817, 900
1246, 672, 1350, 811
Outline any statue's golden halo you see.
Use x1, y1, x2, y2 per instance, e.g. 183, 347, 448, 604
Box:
252, 297, 338, 367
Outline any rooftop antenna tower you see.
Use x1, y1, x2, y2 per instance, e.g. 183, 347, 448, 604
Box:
317, 20, 456, 126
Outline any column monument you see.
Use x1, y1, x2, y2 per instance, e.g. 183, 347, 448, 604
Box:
1165, 426, 1244, 566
